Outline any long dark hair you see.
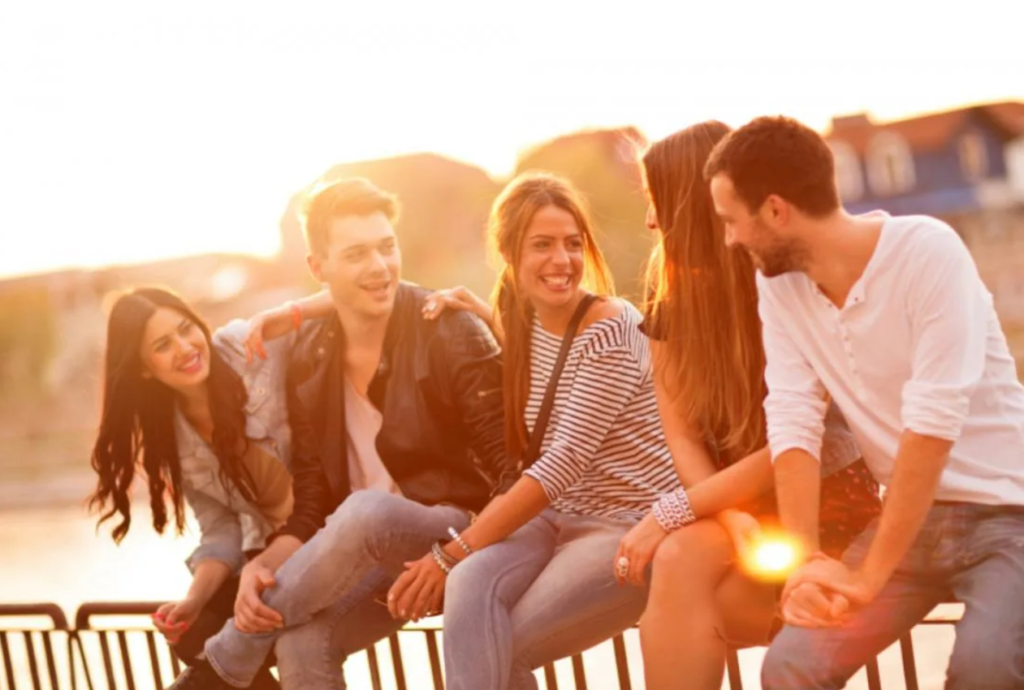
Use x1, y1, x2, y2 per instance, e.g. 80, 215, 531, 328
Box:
488, 173, 615, 461
642, 122, 766, 466
88, 287, 255, 543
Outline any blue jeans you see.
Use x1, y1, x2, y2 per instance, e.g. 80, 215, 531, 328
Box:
762, 503, 1024, 690
442, 509, 649, 690
203, 491, 471, 689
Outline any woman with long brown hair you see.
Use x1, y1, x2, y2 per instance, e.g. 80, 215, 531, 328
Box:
385, 172, 680, 690
88, 287, 294, 689
613, 122, 880, 689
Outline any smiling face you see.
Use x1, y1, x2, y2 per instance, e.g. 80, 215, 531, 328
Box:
138, 306, 211, 392
710, 173, 806, 277
307, 210, 402, 320
515, 204, 586, 312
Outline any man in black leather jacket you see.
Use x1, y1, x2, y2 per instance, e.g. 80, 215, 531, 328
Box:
169, 178, 516, 690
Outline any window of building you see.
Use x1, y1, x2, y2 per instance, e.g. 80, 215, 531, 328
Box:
867, 132, 915, 196
828, 140, 864, 201
958, 132, 989, 181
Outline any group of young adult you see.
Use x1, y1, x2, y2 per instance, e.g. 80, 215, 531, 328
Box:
89, 116, 1024, 690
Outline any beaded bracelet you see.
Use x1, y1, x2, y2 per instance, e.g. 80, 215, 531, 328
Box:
447, 527, 473, 557
652, 487, 697, 533
431, 542, 456, 574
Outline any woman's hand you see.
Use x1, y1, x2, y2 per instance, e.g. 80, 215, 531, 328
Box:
386, 552, 447, 622
613, 513, 669, 587
422, 286, 494, 327
716, 509, 761, 561
152, 599, 202, 644
242, 308, 281, 363
234, 562, 284, 633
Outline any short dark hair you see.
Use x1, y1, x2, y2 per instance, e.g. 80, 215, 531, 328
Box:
703, 116, 840, 217
301, 178, 399, 255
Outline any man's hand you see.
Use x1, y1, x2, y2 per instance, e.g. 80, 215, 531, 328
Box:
781, 581, 850, 628
613, 513, 669, 587
234, 562, 284, 633
783, 553, 881, 608
387, 553, 447, 622
152, 599, 202, 644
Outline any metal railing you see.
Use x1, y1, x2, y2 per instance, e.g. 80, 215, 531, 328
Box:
0, 601, 959, 690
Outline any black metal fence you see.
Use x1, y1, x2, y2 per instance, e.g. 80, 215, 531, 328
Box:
0, 601, 958, 690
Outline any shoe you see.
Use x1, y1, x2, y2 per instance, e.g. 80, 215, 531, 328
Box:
165, 660, 236, 690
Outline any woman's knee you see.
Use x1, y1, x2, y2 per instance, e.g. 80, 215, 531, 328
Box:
651, 519, 731, 585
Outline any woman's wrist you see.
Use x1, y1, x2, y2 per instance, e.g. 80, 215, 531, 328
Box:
643, 510, 669, 534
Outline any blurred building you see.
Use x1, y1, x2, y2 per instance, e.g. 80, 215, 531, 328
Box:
825, 102, 1024, 333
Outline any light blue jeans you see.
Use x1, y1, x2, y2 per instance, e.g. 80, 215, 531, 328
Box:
203, 490, 471, 689
443, 509, 649, 690
762, 503, 1024, 690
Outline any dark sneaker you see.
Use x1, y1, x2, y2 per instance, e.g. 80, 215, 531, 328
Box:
165, 660, 236, 690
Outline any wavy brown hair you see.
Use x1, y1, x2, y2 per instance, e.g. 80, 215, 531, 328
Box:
88, 288, 255, 543
488, 172, 615, 462
642, 122, 766, 466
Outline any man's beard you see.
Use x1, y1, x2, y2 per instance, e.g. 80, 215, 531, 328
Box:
749, 236, 806, 278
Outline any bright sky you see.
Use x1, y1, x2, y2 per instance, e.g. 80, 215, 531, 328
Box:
3, 0, 1023, 279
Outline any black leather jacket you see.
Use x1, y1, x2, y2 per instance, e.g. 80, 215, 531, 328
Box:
276, 282, 516, 543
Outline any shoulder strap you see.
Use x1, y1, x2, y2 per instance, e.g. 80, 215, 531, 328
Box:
522, 293, 600, 468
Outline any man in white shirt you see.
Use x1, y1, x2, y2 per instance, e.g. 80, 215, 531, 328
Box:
705, 115, 1024, 690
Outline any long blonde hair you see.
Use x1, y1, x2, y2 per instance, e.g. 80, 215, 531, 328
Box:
642, 122, 766, 465
489, 172, 615, 461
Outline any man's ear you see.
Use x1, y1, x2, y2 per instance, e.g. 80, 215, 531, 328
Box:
764, 194, 790, 228
306, 252, 325, 283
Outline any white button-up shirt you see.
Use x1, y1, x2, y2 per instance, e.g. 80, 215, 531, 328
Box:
759, 213, 1024, 506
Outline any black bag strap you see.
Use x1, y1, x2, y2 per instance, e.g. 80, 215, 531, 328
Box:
522, 293, 599, 468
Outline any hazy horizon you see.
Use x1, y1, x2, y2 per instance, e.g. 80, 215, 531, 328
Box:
4, 0, 1023, 280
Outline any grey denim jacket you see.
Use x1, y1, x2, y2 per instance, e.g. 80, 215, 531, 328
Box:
177, 319, 295, 574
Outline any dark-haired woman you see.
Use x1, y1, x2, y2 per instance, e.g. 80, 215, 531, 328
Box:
88, 288, 295, 688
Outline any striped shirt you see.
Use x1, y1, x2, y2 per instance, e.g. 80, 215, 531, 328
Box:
523, 301, 679, 522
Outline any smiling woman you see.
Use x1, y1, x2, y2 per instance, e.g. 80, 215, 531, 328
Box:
87, 287, 296, 687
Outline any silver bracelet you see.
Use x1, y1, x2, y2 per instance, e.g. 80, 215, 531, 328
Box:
652, 487, 697, 533
447, 527, 473, 556
430, 542, 454, 575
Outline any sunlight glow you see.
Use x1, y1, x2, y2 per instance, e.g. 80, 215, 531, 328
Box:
2, 0, 1023, 279
741, 534, 804, 582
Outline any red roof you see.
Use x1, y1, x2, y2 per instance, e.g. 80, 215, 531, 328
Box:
826, 101, 1024, 155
